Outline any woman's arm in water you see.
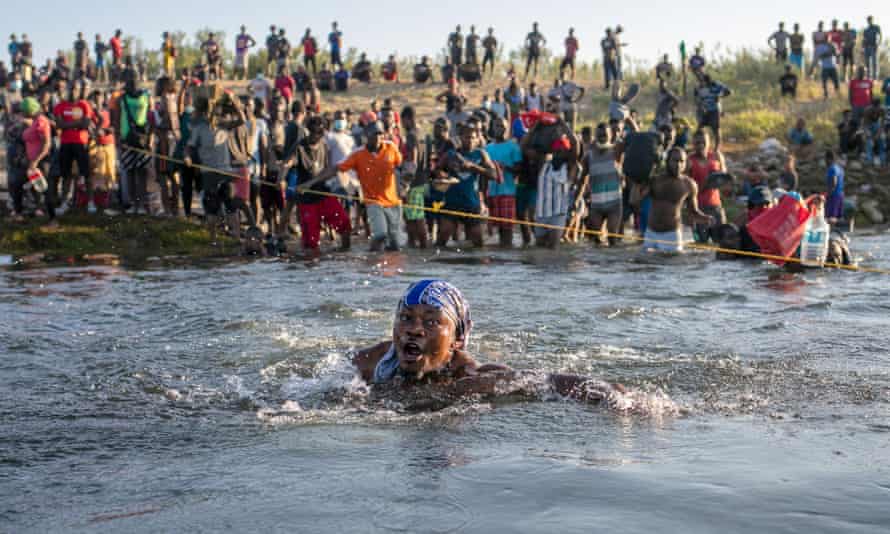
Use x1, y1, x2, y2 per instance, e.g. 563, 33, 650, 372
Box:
449, 368, 625, 404
549, 374, 626, 402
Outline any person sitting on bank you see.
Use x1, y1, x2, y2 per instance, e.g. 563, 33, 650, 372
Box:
787, 118, 814, 158
779, 64, 798, 98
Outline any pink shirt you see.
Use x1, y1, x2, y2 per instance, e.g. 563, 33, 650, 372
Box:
23, 114, 51, 162
275, 75, 295, 101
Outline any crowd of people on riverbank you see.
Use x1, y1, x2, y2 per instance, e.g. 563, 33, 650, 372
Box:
0, 16, 881, 264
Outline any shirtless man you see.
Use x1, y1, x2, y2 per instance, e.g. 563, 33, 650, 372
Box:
643, 147, 713, 253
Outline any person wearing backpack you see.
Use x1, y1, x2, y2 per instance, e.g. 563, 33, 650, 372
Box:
118, 76, 153, 214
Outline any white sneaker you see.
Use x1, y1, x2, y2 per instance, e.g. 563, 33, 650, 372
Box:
87, 201, 97, 214
104, 209, 119, 217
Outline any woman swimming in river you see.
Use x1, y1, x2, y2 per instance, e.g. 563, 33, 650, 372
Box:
354, 279, 627, 406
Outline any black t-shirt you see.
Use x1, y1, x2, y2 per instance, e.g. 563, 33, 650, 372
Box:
294, 70, 310, 91
448, 32, 462, 50
283, 121, 307, 163
74, 40, 87, 59
294, 137, 330, 204
277, 38, 291, 59
780, 73, 798, 91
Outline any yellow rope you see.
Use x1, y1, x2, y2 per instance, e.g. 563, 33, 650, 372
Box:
123, 145, 890, 275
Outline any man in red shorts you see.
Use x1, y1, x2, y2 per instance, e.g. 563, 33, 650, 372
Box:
484, 117, 522, 247
292, 115, 352, 251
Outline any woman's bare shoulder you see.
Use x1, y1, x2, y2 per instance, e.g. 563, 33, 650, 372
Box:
353, 341, 392, 382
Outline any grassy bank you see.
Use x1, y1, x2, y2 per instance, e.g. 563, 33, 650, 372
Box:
0, 214, 237, 263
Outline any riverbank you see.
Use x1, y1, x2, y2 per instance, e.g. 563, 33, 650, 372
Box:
0, 213, 237, 266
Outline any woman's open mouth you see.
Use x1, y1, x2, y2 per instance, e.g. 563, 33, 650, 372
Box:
400, 342, 424, 362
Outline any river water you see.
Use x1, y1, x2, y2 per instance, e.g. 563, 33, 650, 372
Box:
2, 236, 890, 533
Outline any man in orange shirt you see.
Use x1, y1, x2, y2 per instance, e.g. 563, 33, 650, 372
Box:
319, 121, 403, 251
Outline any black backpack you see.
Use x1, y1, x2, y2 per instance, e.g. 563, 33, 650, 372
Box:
622, 132, 663, 185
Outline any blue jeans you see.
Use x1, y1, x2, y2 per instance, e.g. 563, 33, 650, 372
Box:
366, 204, 401, 248
604, 59, 619, 87
864, 47, 879, 79
865, 123, 881, 162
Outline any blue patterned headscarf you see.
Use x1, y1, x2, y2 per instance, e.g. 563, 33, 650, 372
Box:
372, 280, 472, 383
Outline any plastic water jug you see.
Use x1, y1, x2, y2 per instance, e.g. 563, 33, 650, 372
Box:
800, 203, 830, 267
25, 168, 48, 193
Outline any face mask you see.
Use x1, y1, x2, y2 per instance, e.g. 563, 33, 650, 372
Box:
333, 119, 347, 131
185, 106, 195, 114
11, 80, 22, 91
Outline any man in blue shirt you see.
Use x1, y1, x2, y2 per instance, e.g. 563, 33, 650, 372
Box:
485, 117, 523, 247
825, 149, 845, 223
8, 34, 19, 67
328, 22, 343, 68
863, 16, 882, 80
788, 118, 814, 158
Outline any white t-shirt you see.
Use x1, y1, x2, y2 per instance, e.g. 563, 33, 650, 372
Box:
248, 78, 272, 101
489, 101, 507, 119
325, 131, 359, 192
559, 82, 582, 111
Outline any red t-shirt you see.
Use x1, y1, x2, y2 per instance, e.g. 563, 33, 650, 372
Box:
302, 37, 316, 56
827, 30, 843, 49
53, 100, 95, 145
565, 37, 579, 58
849, 79, 874, 108
275, 75, 295, 101
23, 114, 52, 162
110, 37, 123, 59
689, 152, 722, 207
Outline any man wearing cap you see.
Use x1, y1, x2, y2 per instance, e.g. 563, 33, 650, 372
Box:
316, 121, 404, 251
